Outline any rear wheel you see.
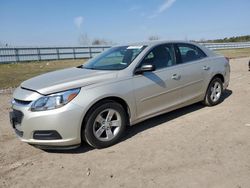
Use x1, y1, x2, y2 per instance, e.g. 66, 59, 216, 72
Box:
203, 77, 223, 106
83, 101, 127, 149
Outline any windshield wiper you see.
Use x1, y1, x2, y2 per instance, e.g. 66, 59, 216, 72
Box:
77, 65, 95, 70
76, 65, 84, 68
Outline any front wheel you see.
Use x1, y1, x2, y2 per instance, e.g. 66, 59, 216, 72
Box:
203, 77, 223, 106
83, 101, 127, 149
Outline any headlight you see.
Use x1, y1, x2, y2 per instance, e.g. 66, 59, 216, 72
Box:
30, 88, 80, 112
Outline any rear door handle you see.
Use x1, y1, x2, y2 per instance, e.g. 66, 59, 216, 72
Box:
203, 66, 210, 71
172, 74, 180, 80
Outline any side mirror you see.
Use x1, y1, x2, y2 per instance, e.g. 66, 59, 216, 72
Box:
135, 64, 155, 74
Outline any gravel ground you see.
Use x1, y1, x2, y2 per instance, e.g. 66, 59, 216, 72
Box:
0, 57, 250, 188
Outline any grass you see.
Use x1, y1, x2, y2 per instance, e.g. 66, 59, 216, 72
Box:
0, 59, 85, 89
0, 48, 250, 89
215, 48, 250, 59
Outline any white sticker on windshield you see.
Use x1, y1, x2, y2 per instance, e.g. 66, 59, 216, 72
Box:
127, 46, 143, 50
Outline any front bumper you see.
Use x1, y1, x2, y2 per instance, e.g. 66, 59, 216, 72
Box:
10, 90, 84, 147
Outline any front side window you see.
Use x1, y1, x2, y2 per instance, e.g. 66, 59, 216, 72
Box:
83, 45, 146, 70
141, 44, 176, 70
176, 43, 207, 63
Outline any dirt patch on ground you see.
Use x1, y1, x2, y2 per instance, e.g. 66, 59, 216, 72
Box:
0, 57, 250, 188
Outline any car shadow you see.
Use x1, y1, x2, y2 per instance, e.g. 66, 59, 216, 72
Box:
44, 89, 232, 154
221, 88, 232, 102
123, 89, 232, 142
42, 142, 94, 154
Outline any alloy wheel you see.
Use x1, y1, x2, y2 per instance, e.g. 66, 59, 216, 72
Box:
210, 81, 222, 102
93, 109, 122, 141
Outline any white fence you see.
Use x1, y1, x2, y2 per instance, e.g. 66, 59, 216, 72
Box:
0, 46, 110, 64
0, 42, 250, 64
201, 42, 250, 50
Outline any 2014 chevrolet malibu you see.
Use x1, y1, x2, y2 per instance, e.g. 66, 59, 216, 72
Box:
10, 41, 230, 149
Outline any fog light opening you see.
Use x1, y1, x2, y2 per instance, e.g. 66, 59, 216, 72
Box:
33, 130, 62, 140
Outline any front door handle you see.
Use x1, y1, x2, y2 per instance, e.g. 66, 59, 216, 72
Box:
203, 66, 210, 71
172, 74, 180, 80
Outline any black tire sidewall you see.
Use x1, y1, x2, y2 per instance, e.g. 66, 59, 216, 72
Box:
205, 78, 223, 106
83, 101, 127, 149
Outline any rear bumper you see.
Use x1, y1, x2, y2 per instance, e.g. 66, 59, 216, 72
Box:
223, 81, 229, 90
223, 69, 230, 90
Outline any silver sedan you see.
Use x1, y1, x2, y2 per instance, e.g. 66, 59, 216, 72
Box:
10, 41, 230, 149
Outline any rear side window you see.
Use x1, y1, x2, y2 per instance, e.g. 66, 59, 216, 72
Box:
176, 43, 207, 63
141, 44, 176, 70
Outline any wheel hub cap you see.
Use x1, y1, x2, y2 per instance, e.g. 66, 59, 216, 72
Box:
210, 81, 222, 102
93, 109, 122, 141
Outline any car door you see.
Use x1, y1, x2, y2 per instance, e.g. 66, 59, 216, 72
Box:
173, 43, 209, 103
132, 44, 186, 120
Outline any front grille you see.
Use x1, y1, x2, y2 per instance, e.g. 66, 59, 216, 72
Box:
14, 98, 31, 106
13, 109, 24, 124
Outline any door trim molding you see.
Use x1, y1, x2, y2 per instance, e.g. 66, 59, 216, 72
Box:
140, 79, 203, 102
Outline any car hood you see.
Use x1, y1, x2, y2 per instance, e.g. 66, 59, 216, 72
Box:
21, 67, 118, 95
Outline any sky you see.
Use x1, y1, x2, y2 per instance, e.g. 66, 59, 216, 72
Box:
0, 0, 250, 46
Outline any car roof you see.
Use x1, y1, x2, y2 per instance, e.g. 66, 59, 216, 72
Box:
114, 40, 217, 57
117, 40, 199, 47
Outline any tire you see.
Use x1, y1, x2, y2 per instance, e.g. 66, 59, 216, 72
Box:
203, 77, 223, 106
83, 100, 127, 149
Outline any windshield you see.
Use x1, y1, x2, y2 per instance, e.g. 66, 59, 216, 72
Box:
82, 45, 146, 70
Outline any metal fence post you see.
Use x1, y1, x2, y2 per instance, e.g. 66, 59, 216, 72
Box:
73, 48, 76, 59
89, 47, 92, 58
14, 48, 19, 62
37, 48, 41, 61
56, 49, 60, 60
